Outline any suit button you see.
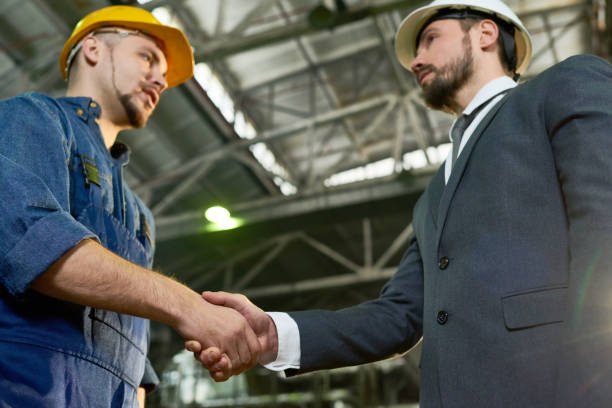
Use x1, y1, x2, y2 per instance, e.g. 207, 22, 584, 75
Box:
438, 256, 449, 270
437, 311, 449, 325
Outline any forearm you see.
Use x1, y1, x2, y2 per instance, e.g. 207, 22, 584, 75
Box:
137, 388, 146, 408
32, 238, 261, 369
291, 239, 424, 373
31, 238, 197, 330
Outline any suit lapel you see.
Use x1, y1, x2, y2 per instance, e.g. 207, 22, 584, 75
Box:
434, 92, 512, 246
426, 166, 445, 229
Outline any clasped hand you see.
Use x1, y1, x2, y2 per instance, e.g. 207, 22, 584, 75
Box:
186, 291, 278, 382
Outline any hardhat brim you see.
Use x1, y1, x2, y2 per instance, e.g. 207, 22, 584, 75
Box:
60, 20, 194, 88
394, 2, 532, 75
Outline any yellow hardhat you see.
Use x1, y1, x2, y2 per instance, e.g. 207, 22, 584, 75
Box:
59, 5, 194, 88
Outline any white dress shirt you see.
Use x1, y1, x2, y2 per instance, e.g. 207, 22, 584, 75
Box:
444, 76, 517, 183
265, 75, 518, 371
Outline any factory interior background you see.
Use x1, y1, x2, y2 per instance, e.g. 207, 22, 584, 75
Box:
1, 0, 610, 406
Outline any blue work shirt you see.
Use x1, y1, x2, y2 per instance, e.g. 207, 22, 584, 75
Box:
0, 93, 157, 406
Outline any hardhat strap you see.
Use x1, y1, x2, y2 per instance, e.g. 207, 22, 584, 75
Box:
497, 25, 517, 76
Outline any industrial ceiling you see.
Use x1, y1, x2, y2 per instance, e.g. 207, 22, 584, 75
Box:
1, 0, 609, 406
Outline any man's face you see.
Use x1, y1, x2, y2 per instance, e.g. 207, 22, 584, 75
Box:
101, 31, 168, 128
409, 19, 475, 111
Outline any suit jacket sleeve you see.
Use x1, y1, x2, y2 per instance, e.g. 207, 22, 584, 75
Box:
545, 55, 612, 387
287, 235, 424, 375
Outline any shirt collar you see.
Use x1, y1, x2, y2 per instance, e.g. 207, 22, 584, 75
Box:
58, 96, 131, 164
59, 96, 102, 121
463, 76, 517, 115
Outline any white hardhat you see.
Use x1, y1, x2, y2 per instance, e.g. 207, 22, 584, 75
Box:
394, 0, 532, 76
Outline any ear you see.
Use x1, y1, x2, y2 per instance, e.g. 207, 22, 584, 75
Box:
80, 35, 102, 67
478, 19, 499, 51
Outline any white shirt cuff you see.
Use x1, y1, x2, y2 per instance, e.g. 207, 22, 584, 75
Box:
263, 312, 301, 371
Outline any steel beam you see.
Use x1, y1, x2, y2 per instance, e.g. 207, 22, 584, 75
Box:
529, 11, 587, 66
188, 233, 300, 290
592, 0, 610, 58
279, 0, 366, 162
155, 170, 433, 241
232, 235, 293, 290
511, 0, 587, 17
133, 93, 400, 193
240, 95, 312, 118
206, 0, 222, 36
404, 97, 433, 165
265, 93, 398, 140
363, 218, 373, 268
195, 389, 351, 408
227, 0, 280, 36
299, 233, 361, 273
374, 223, 413, 269
360, 92, 399, 142
243, 267, 397, 299
151, 158, 216, 216
229, 150, 286, 193
374, 14, 412, 94
194, 0, 586, 62
240, 41, 382, 94
393, 102, 406, 171
195, 0, 428, 61
541, 14, 560, 64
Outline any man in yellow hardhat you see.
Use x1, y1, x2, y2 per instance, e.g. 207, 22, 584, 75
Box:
0, 6, 260, 407
197, 0, 612, 406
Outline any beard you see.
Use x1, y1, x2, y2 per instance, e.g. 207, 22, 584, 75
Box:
420, 33, 474, 112
109, 48, 149, 128
118, 93, 148, 128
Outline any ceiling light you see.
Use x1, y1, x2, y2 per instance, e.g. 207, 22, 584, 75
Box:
205, 206, 230, 224
204, 206, 242, 231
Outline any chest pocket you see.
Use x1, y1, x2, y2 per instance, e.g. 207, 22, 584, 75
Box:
71, 153, 114, 217
69, 149, 152, 267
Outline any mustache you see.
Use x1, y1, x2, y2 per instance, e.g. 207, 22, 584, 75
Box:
413, 63, 440, 86
414, 64, 439, 76
140, 82, 159, 92
139, 83, 160, 106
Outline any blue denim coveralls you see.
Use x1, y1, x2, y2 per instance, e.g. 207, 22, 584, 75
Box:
0, 93, 157, 406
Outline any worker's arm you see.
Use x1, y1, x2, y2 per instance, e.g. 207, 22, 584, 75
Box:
138, 388, 146, 408
0, 95, 259, 374
31, 238, 260, 372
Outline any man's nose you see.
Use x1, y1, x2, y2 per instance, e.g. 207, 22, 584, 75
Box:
410, 50, 424, 73
150, 68, 168, 93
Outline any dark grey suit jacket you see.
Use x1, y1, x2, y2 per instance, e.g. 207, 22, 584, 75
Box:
289, 55, 612, 407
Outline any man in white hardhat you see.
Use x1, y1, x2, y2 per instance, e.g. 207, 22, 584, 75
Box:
395, 0, 532, 78
196, 1, 612, 406
395, 0, 532, 114
0, 6, 261, 407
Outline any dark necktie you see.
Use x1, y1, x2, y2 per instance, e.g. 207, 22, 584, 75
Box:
450, 113, 470, 169
450, 90, 510, 169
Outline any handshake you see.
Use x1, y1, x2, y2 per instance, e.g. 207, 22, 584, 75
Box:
182, 291, 278, 382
